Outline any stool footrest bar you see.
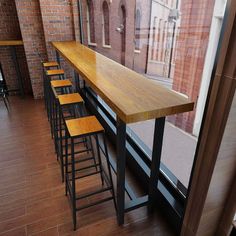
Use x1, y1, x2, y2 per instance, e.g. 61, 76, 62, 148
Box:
76, 197, 114, 211
76, 187, 112, 200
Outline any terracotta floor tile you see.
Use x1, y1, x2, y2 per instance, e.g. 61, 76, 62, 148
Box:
0, 227, 26, 236
30, 227, 58, 236
0, 207, 26, 223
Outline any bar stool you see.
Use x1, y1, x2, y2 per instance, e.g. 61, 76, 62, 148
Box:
45, 69, 65, 119
42, 61, 59, 68
56, 92, 91, 182
49, 79, 73, 139
64, 116, 116, 230
50, 83, 94, 182
42, 61, 59, 113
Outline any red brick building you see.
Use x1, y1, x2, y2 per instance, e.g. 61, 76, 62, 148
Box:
170, 0, 216, 133
0, 0, 216, 133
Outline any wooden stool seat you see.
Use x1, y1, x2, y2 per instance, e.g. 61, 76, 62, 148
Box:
66, 116, 104, 138
58, 93, 83, 106
51, 80, 72, 88
46, 69, 64, 76
43, 61, 59, 68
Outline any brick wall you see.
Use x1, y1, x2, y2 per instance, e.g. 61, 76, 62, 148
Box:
13, 0, 77, 98
0, 0, 31, 93
79, 0, 149, 73
39, 0, 76, 83
15, 0, 48, 98
170, 0, 215, 133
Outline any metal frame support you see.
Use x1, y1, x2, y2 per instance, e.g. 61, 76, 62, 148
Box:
148, 117, 166, 211
56, 51, 61, 66
116, 117, 127, 225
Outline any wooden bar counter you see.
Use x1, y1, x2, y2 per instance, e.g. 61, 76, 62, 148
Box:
52, 41, 194, 225
0, 40, 23, 46
0, 40, 24, 96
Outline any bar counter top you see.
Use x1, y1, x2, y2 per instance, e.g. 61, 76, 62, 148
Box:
52, 41, 194, 123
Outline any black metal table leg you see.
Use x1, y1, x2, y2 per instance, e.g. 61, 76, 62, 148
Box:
11, 46, 24, 97
74, 71, 80, 92
56, 50, 61, 66
148, 117, 166, 212
116, 117, 126, 225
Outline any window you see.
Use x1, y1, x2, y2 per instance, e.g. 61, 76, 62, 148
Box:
151, 17, 158, 60
135, 9, 141, 50
161, 21, 167, 62
102, 1, 110, 46
87, 0, 96, 44
79, 0, 227, 226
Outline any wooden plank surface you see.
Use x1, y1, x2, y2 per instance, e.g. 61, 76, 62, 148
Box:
0, 40, 23, 46
52, 41, 194, 123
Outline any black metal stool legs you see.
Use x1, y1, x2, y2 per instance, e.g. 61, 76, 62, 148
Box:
65, 128, 116, 230
65, 130, 69, 196
95, 134, 104, 185
70, 137, 77, 231
102, 133, 117, 212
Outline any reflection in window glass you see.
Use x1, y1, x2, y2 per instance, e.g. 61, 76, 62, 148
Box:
80, 0, 226, 189
102, 1, 110, 46
86, 0, 96, 44
135, 9, 141, 50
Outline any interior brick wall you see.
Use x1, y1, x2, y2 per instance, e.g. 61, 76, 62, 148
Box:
15, 0, 48, 98
38, 0, 76, 83
14, 0, 78, 98
170, 0, 215, 133
0, 0, 31, 93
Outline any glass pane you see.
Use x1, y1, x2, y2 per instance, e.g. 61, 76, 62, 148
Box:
79, 0, 227, 190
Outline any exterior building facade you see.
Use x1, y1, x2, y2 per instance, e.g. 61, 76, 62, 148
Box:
80, 0, 215, 134
80, 0, 177, 77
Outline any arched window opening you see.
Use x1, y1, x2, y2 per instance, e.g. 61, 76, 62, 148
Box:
87, 0, 95, 44
120, 4, 126, 65
102, 1, 110, 46
135, 9, 141, 50
151, 17, 158, 60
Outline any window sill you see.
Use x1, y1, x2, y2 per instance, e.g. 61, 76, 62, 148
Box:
88, 42, 97, 47
103, 45, 111, 49
149, 60, 165, 64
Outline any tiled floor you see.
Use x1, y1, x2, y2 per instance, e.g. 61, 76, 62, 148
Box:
0, 96, 175, 236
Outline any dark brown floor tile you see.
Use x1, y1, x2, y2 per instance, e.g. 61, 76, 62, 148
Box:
29, 227, 58, 236
0, 227, 26, 236
0, 96, 174, 236
26, 212, 71, 235
0, 207, 26, 223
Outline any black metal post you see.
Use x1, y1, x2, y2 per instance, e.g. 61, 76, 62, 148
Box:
65, 130, 69, 196
148, 117, 165, 212
59, 106, 64, 182
74, 71, 80, 92
11, 46, 24, 97
116, 117, 126, 225
95, 134, 104, 185
56, 51, 61, 66
71, 137, 77, 230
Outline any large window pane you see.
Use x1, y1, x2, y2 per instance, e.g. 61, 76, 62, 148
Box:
79, 0, 227, 190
